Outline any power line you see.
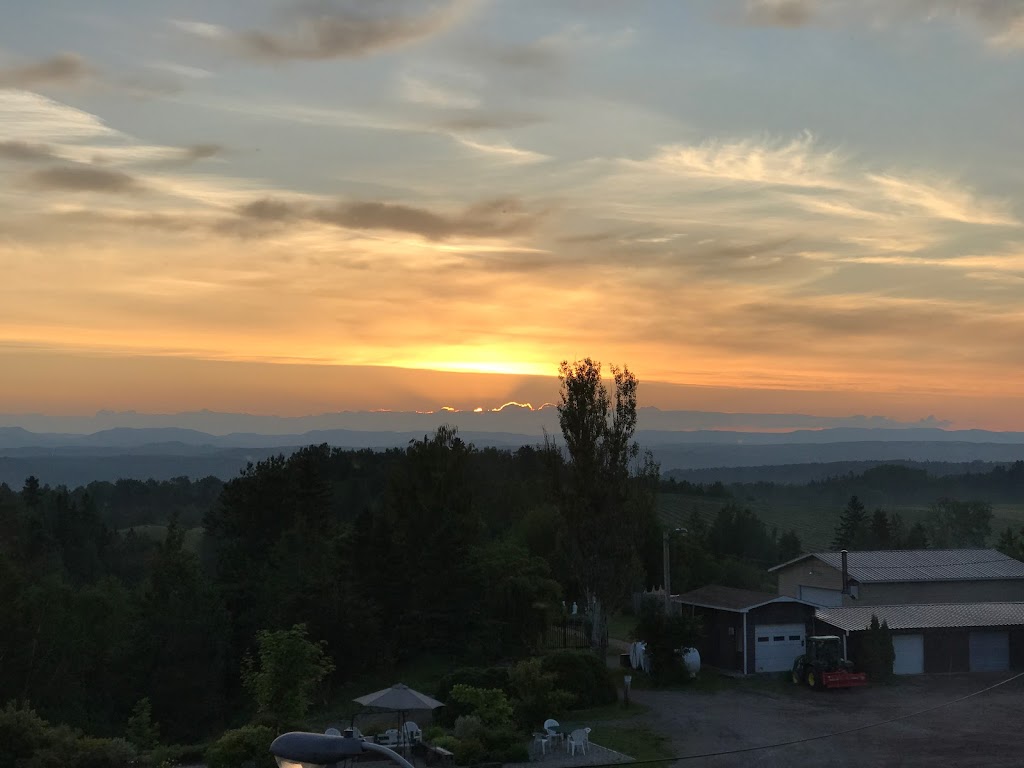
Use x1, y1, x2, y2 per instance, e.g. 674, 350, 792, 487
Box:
529, 671, 1024, 767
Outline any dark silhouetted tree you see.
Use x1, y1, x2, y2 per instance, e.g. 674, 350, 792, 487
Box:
925, 499, 993, 548
832, 496, 868, 550
777, 529, 803, 562
869, 508, 891, 549
551, 358, 658, 656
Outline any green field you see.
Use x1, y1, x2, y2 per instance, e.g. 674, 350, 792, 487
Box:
658, 494, 1024, 552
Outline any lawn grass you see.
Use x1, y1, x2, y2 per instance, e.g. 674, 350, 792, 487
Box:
607, 613, 637, 643
569, 701, 650, 721
588, 724, 672, 762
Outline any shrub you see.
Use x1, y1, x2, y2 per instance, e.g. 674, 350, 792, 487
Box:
540, 651, 617, 708
493, 742, 530, 763
423, 726, 446, 743
860, 615, 895, 679
0, 704, 135, 768
148, 744, 189, 768
634, 603, 702, 685
26, 724, 81, 768
242, 625, 334, 729
507, 657, 574, 730
73, 737, 137, 768
448, 686, 514, 730
205, 725, 276, 768
430, 735, 460, 752
453, 715, 484, 741
435, 667, 511, 725
453, 738, 485, 767
0, 702, 51, 766
126, 699, 159, 752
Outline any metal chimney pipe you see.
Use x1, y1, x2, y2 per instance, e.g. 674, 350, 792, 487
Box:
841, 549, 849, 595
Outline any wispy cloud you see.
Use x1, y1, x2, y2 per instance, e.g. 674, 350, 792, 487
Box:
868, 173, 1017, 226
27, 166, 144, 193
147, 60, 214, 80
645, 132, 844, 188
0, 52, 93, 89
237, 195, 542, 240
0, 90, 120, 142
398, 73, 479, 108
453, 136, 550, 165
734, 0, 1024, 51
174, 0, 473, 61
0, 140, 60, 162
178, 143, 224, 163
627, 132, 1017, 228
742, 0, 818, 27
436, 110, 543, 131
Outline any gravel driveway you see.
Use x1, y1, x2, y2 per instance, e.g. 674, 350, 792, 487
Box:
626, 672, 1024, 767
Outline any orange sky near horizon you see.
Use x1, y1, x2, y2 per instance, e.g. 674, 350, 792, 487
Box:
1, 348, 1021, 431
2, 2, 1024, 432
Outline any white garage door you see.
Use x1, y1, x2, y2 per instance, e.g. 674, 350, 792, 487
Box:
754, 623, 805, 672
969, 631, 1009, 672
892, 634, 924, 675
799, 586, 843, 607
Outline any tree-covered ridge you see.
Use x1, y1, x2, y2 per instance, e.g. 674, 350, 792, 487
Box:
0, 433, 660, 749
2, 427, 1019, 758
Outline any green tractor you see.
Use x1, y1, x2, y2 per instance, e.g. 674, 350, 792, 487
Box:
791, 635, 867, 690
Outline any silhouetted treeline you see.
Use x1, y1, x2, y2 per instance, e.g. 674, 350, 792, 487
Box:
732, 461, 1024, 510
0, 436, 665, 748
70, 476, 225, 529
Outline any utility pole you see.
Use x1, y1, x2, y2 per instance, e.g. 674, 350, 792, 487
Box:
663, 527, 687, 614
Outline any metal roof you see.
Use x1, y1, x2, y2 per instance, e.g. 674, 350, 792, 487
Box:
674, 584, 811, 613
815, 602, 1024, 632
771, 549, 1024, 583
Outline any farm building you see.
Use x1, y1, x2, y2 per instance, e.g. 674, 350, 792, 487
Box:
673, 585, 816, 675
770, 548, 1024, 674
770, 549, 1024, 608
815, 602, 1024, 674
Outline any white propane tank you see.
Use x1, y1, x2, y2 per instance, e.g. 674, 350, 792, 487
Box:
681, 647, 701, 679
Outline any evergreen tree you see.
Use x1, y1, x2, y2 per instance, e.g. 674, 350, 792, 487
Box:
832, 496, 868, 550
888, 512, 907, 548
904, 521, 929, 549
869, 508, 891, 549
777, 529, 803, 562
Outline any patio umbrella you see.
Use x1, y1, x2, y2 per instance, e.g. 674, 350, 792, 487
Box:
355, 683, 444, 712
354, 683, 444, 751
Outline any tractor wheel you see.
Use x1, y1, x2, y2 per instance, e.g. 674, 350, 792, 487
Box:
791, 667, 801, 685
806, 669, 817, 689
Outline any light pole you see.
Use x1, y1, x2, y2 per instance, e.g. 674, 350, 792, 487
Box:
663, 527, 688, 614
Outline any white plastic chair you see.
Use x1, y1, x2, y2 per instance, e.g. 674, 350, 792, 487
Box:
379, 729, 399, 747
532, 732, 551, 755
543, 718, 561, 747
567, 728, 591, 756
404, 721, 422, 743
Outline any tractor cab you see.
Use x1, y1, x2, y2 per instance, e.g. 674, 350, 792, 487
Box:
806, 635, 843, 667
792, 635, 867, 690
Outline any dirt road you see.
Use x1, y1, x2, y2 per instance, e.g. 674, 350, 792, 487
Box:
627, 672, 1024, 767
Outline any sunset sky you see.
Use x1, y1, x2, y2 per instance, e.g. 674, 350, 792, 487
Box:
2, 0, 1023, 429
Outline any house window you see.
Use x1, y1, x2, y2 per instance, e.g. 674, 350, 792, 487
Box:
757, 636, 768, 643
773, 636, 785, 641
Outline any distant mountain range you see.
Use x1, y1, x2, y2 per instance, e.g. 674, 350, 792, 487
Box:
1, 424, 1023, 487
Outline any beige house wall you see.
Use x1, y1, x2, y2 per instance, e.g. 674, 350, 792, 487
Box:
776, 561, 844, 598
